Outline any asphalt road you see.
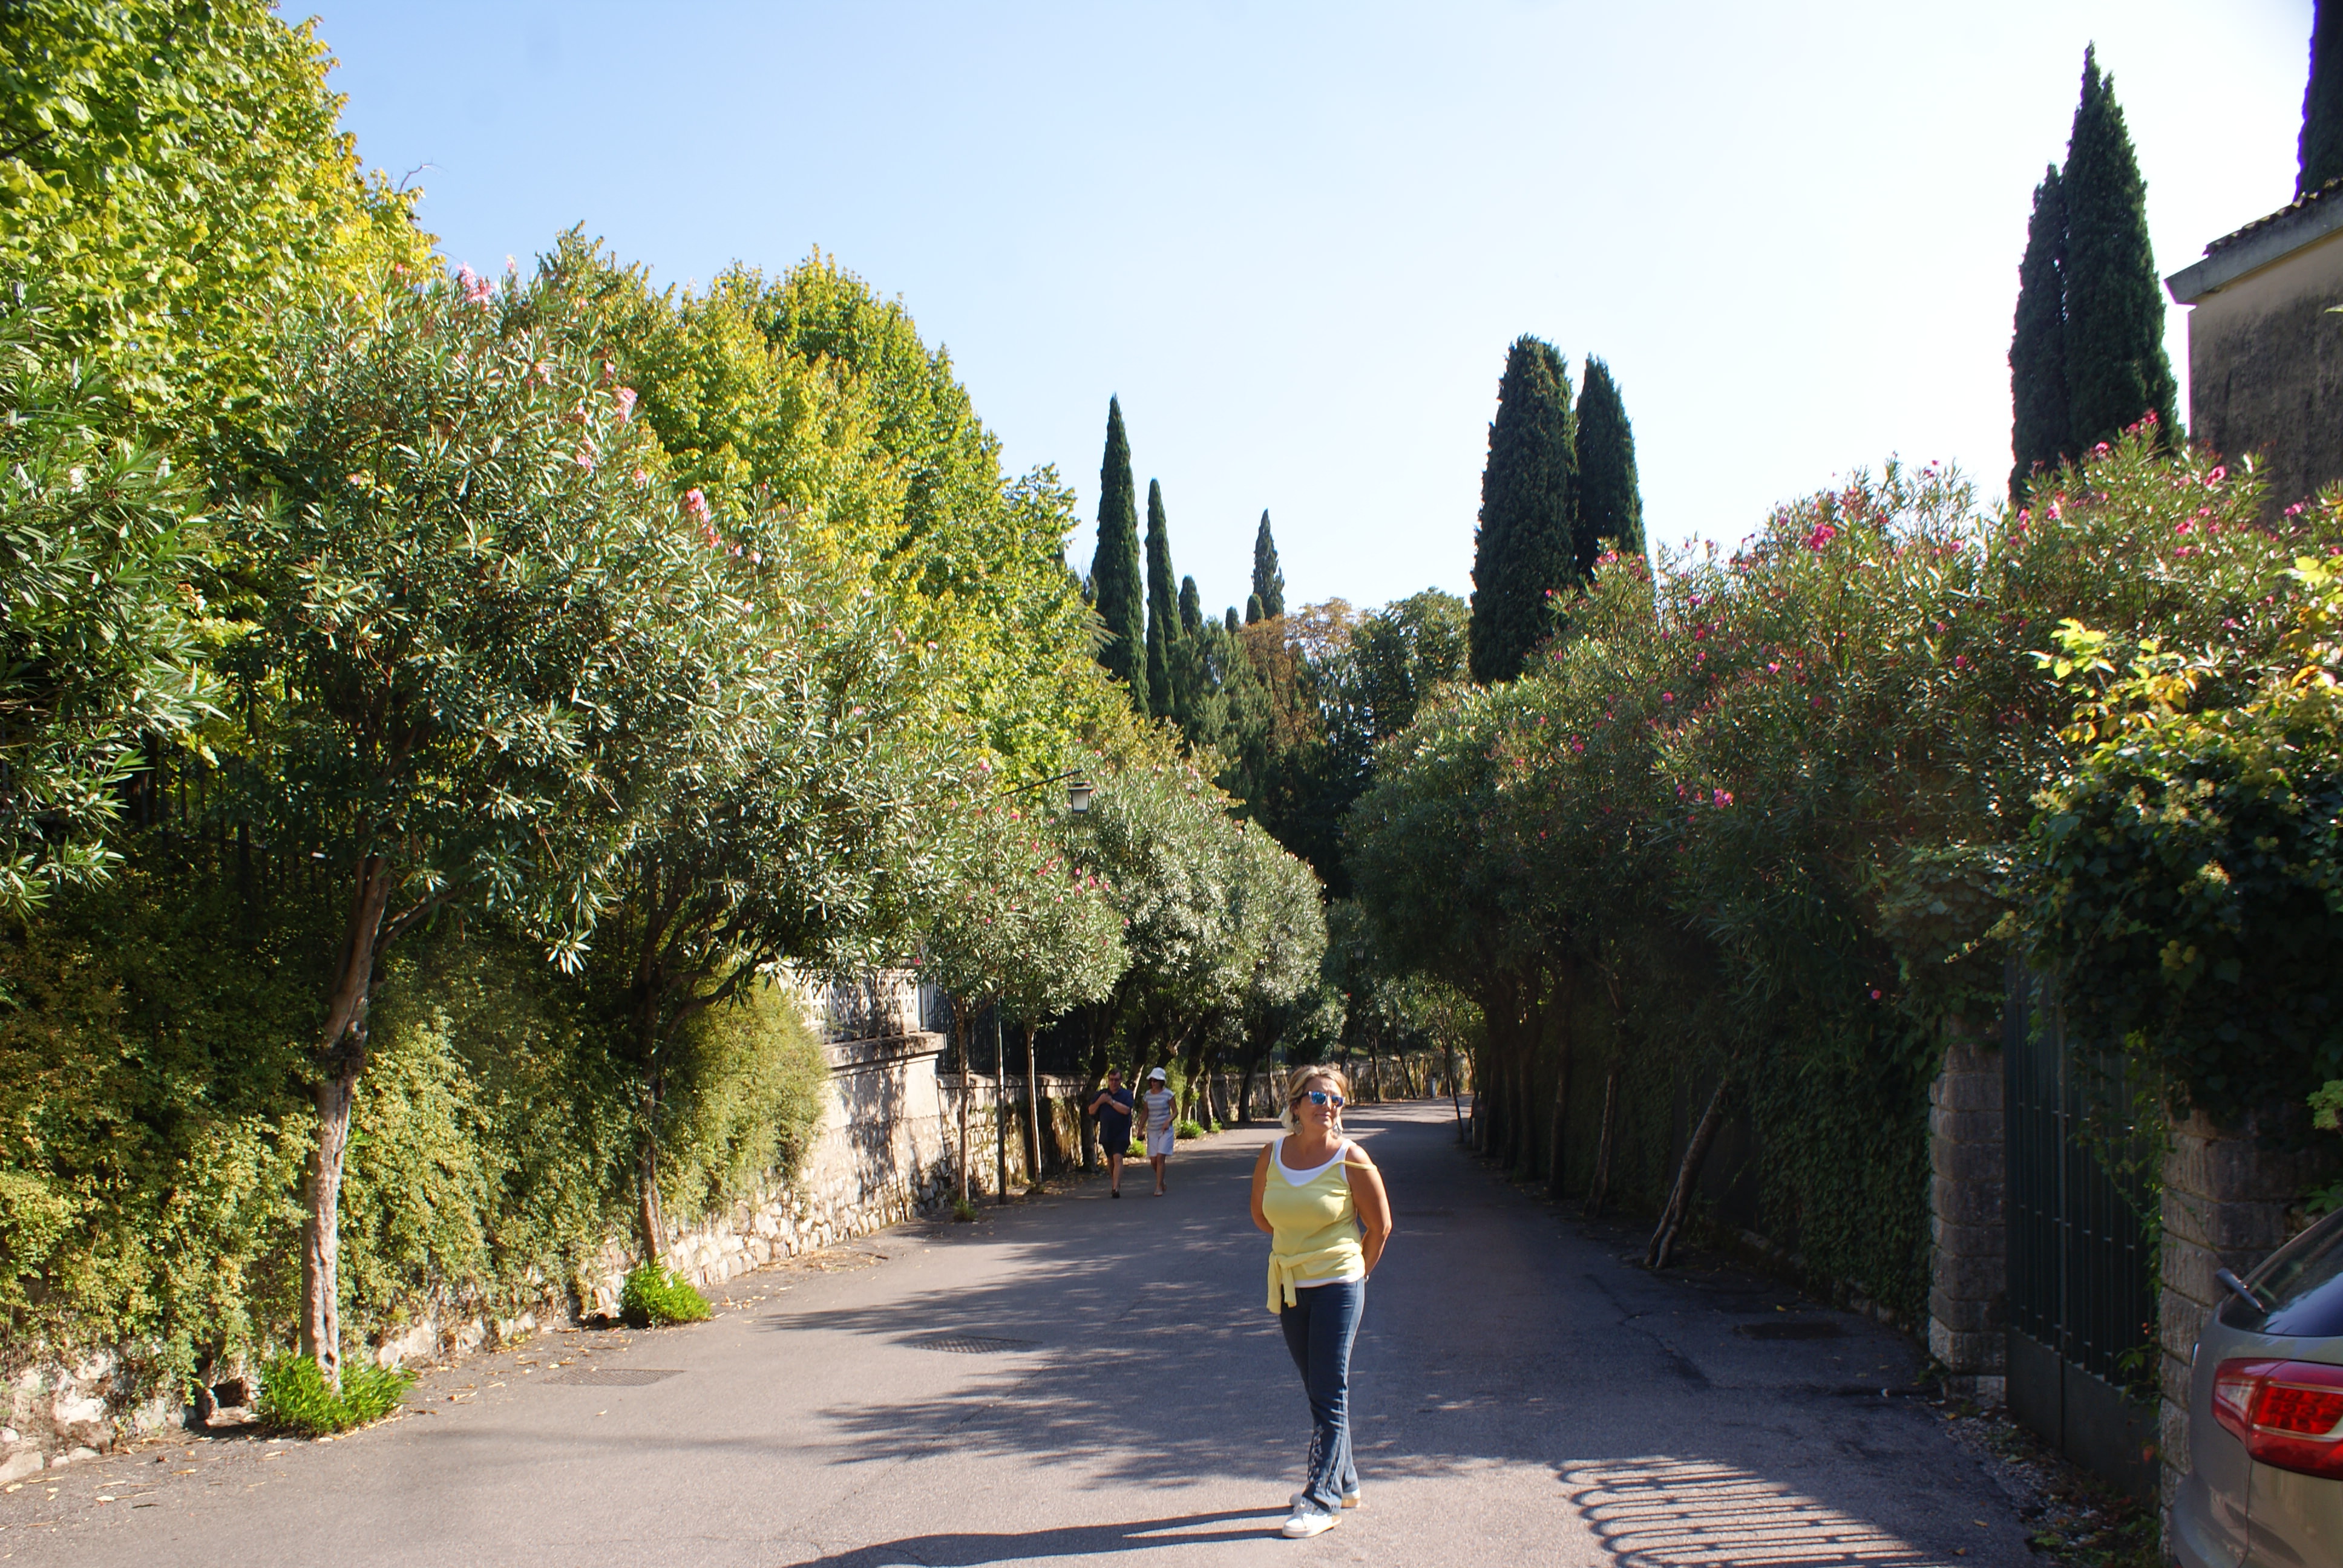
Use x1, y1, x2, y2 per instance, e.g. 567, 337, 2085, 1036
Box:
0, 1100, 2036, 1566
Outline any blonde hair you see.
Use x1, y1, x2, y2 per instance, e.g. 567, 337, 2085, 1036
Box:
1279, 1063, 1352, 1133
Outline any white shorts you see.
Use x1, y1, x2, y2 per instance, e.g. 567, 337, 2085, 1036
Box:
1145, 1126, 1177, 1158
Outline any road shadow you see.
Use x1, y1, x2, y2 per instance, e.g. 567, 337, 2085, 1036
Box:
761, 1103, 2025, 1565
781, 1506, 1289, 1566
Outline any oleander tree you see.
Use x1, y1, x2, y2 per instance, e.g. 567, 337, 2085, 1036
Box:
225, 270, 739, 1384
592, 513, 960, 1256
920, 783, 1127, 1203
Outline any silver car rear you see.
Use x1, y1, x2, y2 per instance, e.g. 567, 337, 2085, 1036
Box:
2172, 1207, 2343, 1567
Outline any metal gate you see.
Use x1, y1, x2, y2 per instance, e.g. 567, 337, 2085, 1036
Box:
2004, 962, 2159, 1496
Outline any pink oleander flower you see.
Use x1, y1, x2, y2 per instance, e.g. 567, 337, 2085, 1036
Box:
2208, 465, 2227, 483
614, 387, 638, 422
574, 442, 597, 471
684, 488, 712, 524
456, 264, 494, 305
1806, 523, 1837, 550
1712, 789, 1732, 808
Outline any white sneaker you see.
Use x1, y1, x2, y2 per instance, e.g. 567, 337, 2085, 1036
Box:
1280, 1503, 1338, 1539
1288, 1485, 1361, 1511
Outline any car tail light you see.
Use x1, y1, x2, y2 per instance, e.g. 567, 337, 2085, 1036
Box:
2212, 1359, 2343, 1478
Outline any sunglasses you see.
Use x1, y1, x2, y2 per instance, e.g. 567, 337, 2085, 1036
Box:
1300, 1089, 1345, 1109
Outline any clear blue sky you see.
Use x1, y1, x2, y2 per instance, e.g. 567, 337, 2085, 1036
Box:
309, 1, 2314, 619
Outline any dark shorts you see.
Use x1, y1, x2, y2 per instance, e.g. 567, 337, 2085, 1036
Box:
1098, 1117, 1132, 1148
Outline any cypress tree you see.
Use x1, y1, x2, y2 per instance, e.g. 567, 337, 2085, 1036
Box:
1245, 592, 1265, 625
1225, 606, 1241, 634
2009, 165, 2073, 505
1179, 575, 1203, 638
1467, 335, 1578, 685
2062, 47, 2178, 451
1144, 479, 1178, 719
1088, 397, 1144, 706
2303, 0, 2343, 197
1250, 512, 1286, 619
1573, 358, 1644, 569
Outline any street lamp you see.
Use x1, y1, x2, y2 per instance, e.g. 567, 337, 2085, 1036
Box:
1000, 769, 1093, 816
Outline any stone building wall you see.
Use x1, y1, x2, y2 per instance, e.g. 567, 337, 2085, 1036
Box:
2168, 188, 2343, 520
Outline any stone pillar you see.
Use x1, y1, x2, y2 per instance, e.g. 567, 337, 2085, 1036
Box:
1928, 1024, 2007, 1402
2158, 1109, 2333, 1520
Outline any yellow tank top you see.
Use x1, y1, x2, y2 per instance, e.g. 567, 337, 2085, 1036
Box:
1262, 1137, 1363, 1313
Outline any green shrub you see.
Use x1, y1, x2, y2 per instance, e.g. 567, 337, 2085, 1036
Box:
1175, 1119, 1207, 1140
254, 1352, 415, 1437
620, 1264, 710, 1327
1125, 1138, 1144, 1157
951, 1198, 978, 1223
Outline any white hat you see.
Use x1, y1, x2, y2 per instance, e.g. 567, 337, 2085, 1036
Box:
1148, 1067, 1168, 1080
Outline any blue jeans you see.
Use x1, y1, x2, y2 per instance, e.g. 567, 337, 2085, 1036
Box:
1278, 1278, 1363, 1510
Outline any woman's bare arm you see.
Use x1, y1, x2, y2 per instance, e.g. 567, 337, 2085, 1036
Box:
1345, 1148, 1392, 1276
1250, 1145, 1274, 1233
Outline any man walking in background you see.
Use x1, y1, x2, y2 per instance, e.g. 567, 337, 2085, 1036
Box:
1087, 1068, 1135, 1198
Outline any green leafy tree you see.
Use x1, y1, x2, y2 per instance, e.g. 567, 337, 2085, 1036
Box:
2010, 165, 2073, 503
2062, 47, 2178, 451
1573, 358, 1645, 568
0, 0, 430, 436
0, 295, 214, 910
922, 788, 1127, 1203
226, 274, 723, 1383
1251, 511, 1286, 619
1179, 574, 1204, 638
527, 238, 1118, 774
589, 519, 952, 1256
1469, 336, 1579, 684
1144, 479, 1178, 718
2302, 0, 2343, 197
1089, 397, 1144, 704
2026, 547, 2343, 1123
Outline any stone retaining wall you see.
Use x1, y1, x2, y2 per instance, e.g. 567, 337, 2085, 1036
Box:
1, 1021, 1089, 1477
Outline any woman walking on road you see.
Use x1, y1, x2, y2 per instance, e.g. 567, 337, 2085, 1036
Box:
1250, 1064, 1391, 1540
1138, 1066, 1178, 1195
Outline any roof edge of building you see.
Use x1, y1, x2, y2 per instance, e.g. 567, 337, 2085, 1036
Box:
2169, 185, 2343, 305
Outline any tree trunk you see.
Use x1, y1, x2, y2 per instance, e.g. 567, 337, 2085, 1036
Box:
301, 857, 395, 1388
1546, 972, 1575, 1199
1023, 1021, 1044, 1189
994, 1010, 1009, 1206
954, 1004, 973, 1207
301, 1058, 361, 1388
637, 1131, 665, 1261
1448, 1047, 1466, 1138
1647, 1074, 1732, 1269
1585, 1057, 1621, 1218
